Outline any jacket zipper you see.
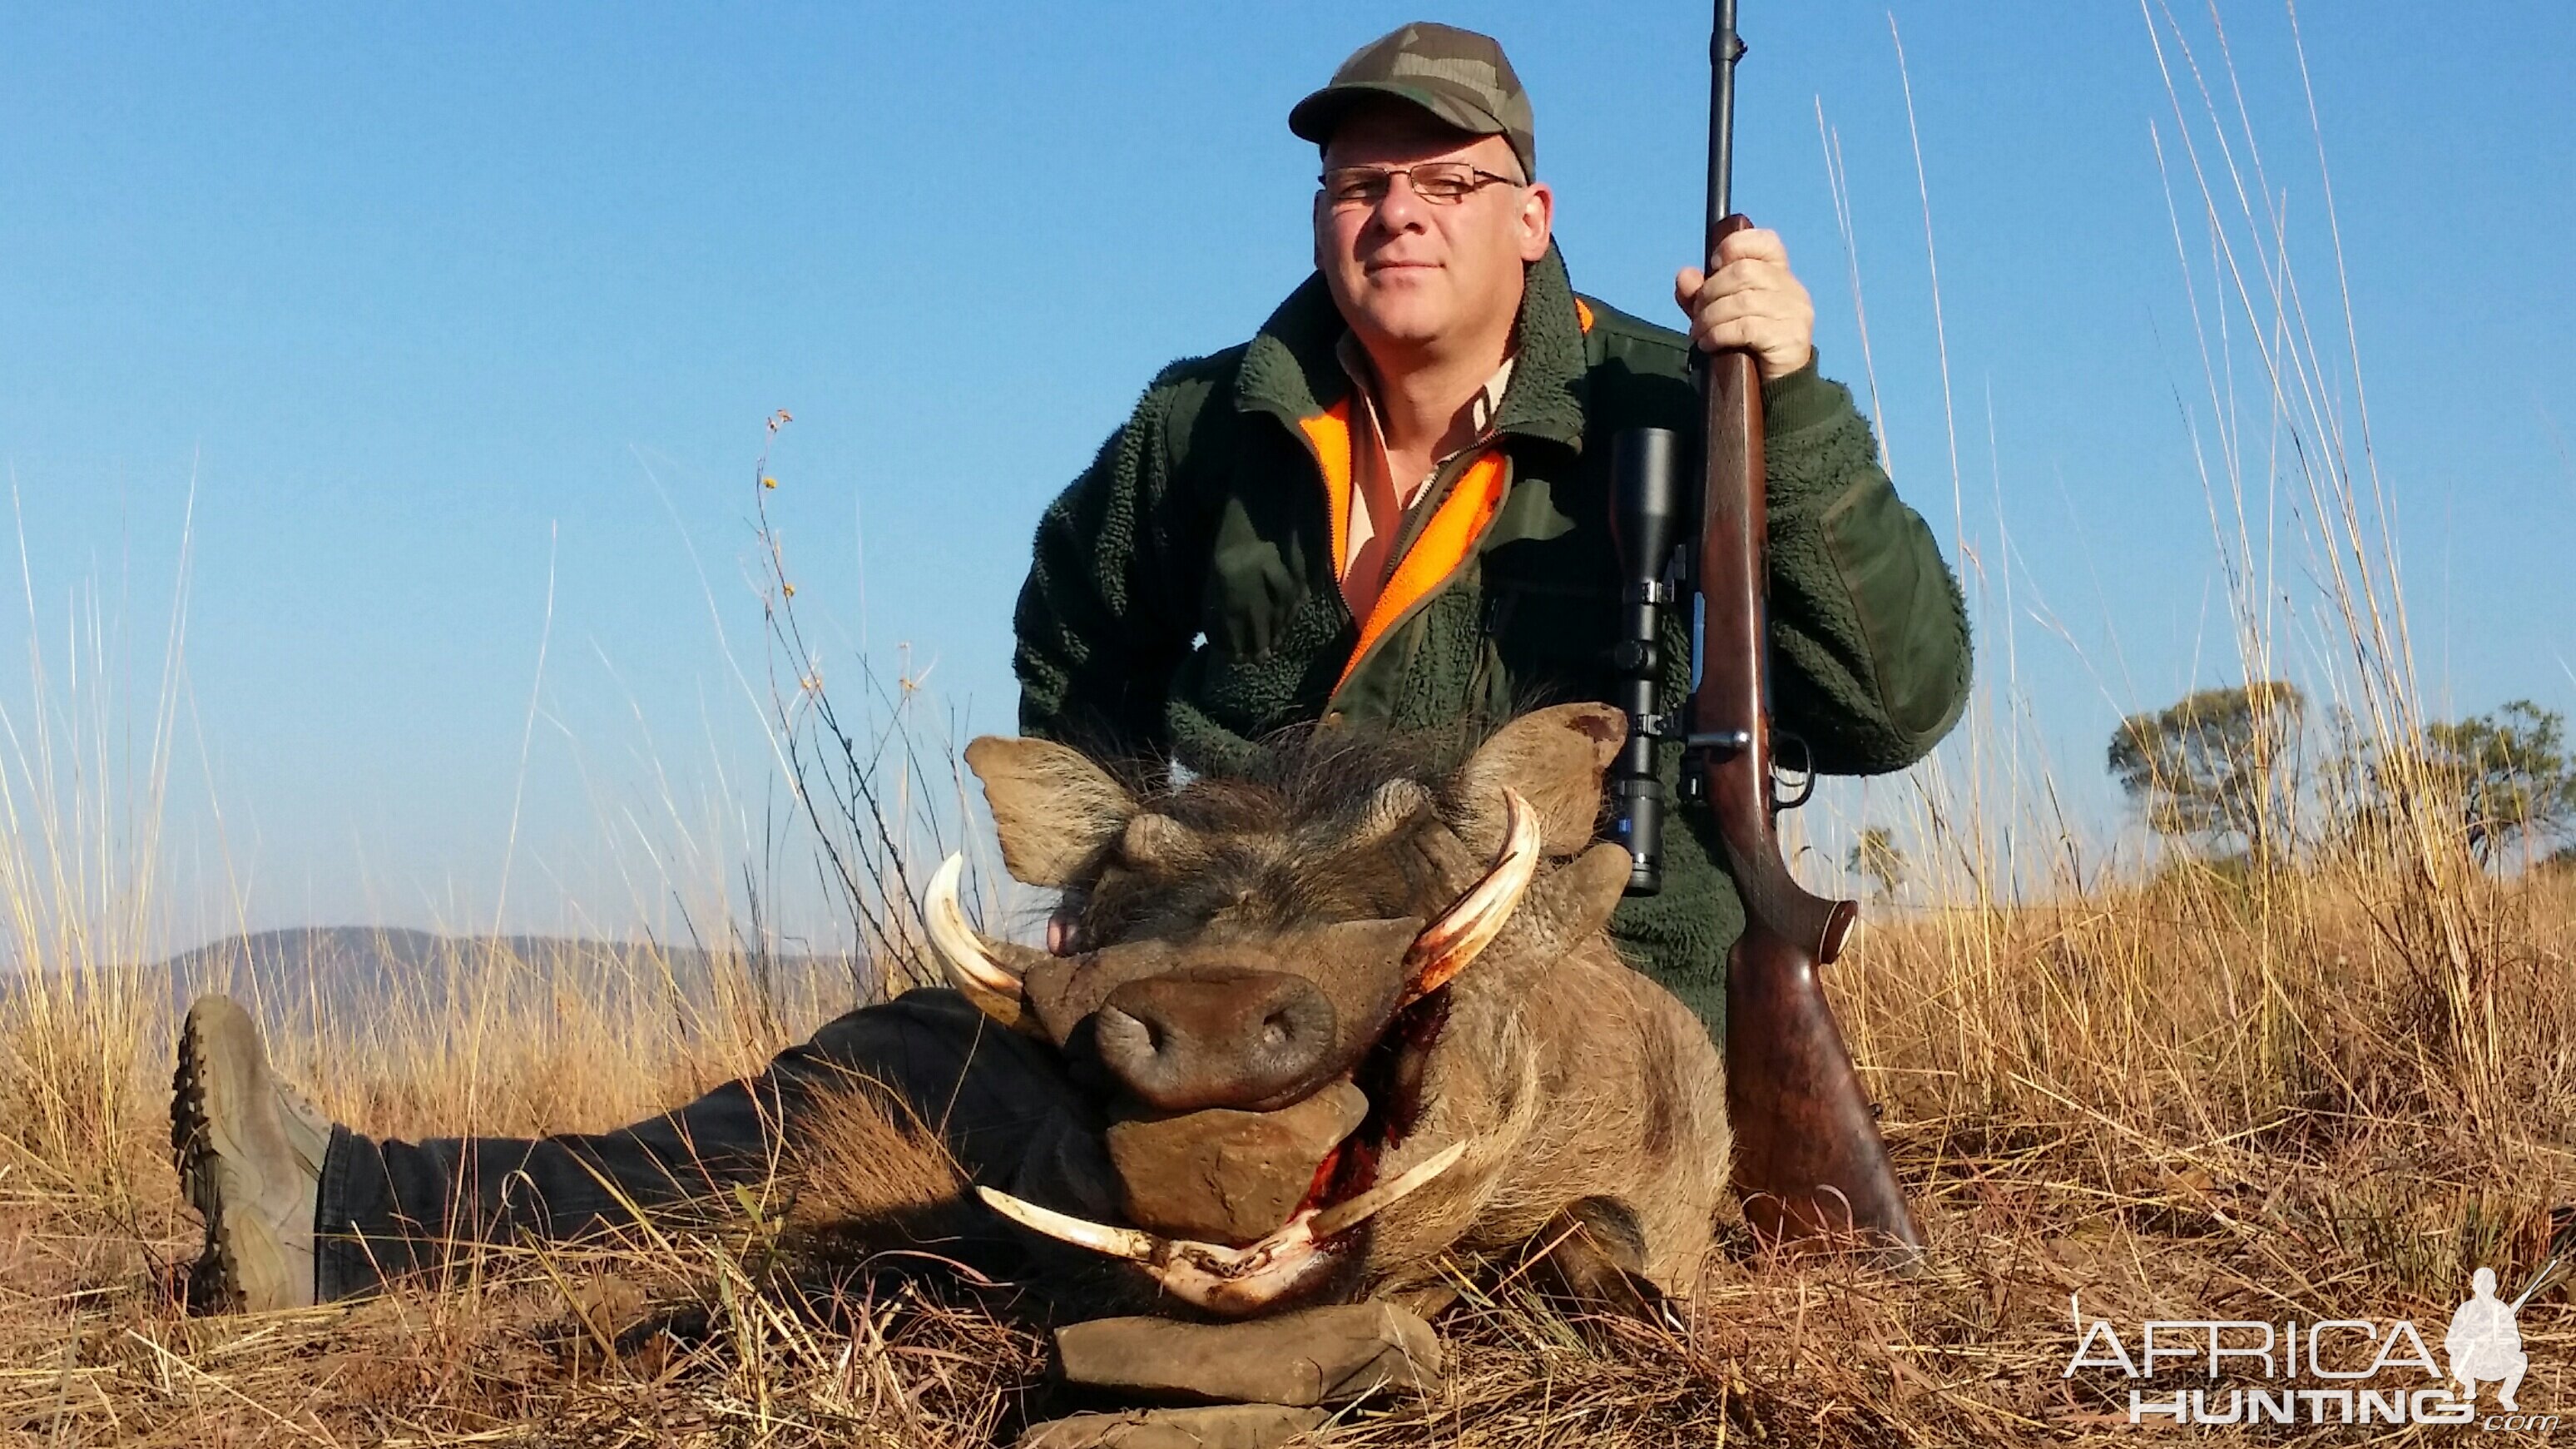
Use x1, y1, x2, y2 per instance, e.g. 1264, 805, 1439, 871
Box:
1329, 449, 1512, 706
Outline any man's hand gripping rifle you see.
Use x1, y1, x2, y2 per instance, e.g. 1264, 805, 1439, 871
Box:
1605, 0, 1925, 1263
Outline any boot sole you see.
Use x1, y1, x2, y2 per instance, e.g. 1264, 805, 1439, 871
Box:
171, 997, 305, 1313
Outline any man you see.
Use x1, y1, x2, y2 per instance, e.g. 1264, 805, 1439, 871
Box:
1013, 22, 1966, 1020
172, 22, 1965, 1313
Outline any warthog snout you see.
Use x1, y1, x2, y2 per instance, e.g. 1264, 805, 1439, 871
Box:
1094, 966, 1337, 1113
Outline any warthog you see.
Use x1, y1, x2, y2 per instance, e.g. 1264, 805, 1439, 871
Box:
909, 702, 1731, 1317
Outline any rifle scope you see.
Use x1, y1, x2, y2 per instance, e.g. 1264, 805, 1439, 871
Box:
1608, 426, 1684, 896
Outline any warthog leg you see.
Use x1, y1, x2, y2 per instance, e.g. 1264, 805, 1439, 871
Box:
1522, 1196, 1670, 1322
978, 1141, 1468, 1316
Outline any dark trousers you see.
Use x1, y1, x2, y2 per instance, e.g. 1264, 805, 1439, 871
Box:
312, 988, 1112, 1301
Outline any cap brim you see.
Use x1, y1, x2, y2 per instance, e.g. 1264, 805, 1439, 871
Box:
1288, 80, 1507, 151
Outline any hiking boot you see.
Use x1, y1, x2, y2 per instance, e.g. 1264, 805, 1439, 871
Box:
171, 995, 334, 1312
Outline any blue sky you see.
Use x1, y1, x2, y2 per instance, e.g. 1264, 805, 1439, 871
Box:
1, 2, 2569, 952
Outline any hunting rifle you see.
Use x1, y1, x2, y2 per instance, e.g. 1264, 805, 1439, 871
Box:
1604, 0, 1925, 1261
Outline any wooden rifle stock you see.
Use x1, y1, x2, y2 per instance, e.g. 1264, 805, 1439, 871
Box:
1691, 0, 1923, 1260
1694, 295, 1920, 1258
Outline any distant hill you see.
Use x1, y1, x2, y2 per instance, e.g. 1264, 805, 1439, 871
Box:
135, 925, 874, 1029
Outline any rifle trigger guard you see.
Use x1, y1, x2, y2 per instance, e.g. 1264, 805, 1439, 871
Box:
1771, 731, 1816, 811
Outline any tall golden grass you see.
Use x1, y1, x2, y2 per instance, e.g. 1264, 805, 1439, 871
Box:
3, 7, 2568, 1444
4, 833, 2564, 1445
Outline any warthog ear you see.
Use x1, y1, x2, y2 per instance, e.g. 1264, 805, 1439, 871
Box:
964, 736, 1137, 887
1443, 704, 1627, 856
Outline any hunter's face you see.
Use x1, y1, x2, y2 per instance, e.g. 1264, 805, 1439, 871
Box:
1315, 106, 1552, 357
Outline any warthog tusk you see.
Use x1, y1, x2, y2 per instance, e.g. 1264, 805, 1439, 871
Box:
1152, 1233, 1345, 1316
1308, 1141, 1467, 1238
976, 1185, 1334, 1313
972, 1188, 1162, 1263
1404, 788, 1540, 1001
925, 854, 1030, 1030
973, 1139, 1469, 1315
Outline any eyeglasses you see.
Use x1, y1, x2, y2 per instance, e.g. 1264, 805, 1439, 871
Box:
1319, 161, 1525, 210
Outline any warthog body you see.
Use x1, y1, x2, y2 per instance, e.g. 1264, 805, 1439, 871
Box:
815, 704, 1731, 1315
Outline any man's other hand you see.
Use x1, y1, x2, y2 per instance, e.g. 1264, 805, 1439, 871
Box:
1673, 226, 1816, 381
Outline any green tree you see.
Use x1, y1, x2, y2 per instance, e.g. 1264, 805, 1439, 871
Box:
2108, 682, 2306, 862
2313, 707, 2410, 864
1847, 826, 1908, 902
2423, 700, 2576, 866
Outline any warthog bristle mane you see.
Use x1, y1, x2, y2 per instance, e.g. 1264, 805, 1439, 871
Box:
1157, 720, 1479, 824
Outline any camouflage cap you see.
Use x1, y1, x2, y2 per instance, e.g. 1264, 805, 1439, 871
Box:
1289, 22, 1536, 176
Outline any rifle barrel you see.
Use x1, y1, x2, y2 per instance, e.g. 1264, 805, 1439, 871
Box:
1707, 0, 1742, 236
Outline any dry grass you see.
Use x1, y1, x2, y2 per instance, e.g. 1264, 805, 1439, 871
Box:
2, 858, 2568, 1447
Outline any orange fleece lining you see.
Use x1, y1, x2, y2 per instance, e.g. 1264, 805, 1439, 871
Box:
1297, 400, 1355, 582
1334, 450, 1508, 693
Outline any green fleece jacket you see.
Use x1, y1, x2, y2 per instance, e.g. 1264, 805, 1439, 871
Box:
1012, 246, 1969, 1030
